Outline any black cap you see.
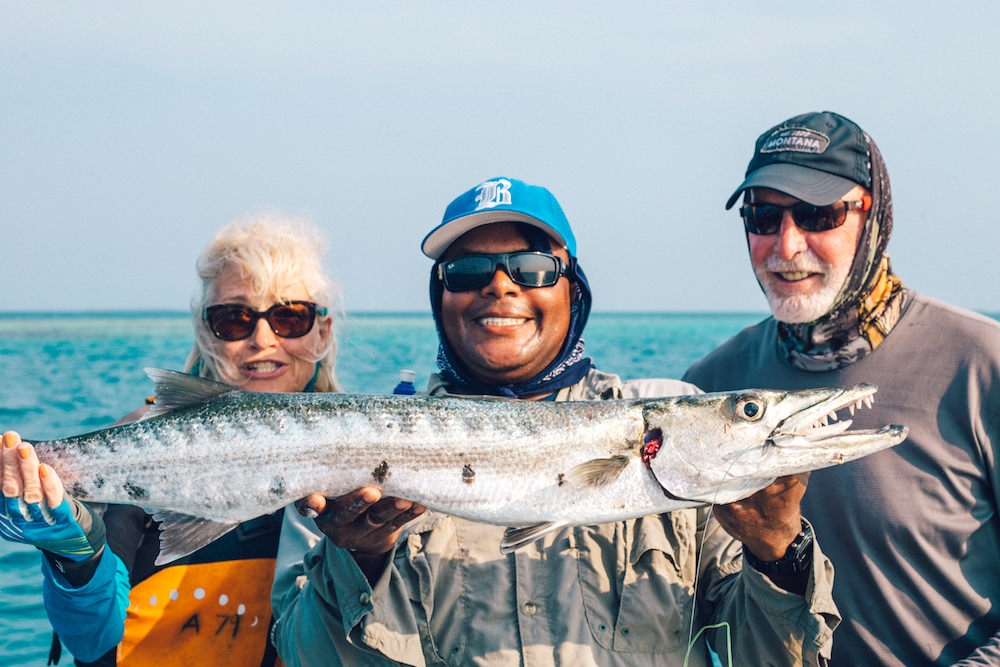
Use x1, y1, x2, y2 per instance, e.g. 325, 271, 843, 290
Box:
726, 111, 872, 209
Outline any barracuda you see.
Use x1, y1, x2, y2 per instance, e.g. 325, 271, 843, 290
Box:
31, 369, 907, 564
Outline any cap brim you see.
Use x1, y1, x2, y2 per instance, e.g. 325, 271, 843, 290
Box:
421, 211, 569, 260
725, 163, 859, 209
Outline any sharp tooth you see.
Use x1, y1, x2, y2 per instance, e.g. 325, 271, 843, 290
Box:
828, 411, 839, 423
865, 396, 874, 409
849, 403, 856, 416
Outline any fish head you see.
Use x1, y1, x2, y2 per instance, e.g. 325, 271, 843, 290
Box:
639, 384, 908, 505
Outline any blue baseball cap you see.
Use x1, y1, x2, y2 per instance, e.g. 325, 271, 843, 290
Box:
725, 111, 872, 209
422, 177, 577, 259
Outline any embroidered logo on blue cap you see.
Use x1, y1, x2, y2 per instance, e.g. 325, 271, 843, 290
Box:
474, 179, 513, 210
760, 128, 831, 155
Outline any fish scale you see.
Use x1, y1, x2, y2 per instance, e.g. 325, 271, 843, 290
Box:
29, 368, 908, 564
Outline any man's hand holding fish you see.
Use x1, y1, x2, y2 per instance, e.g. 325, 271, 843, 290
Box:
295, 486, 425, 580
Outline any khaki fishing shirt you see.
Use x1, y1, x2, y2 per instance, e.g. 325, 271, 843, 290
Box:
271, 370, 839, 666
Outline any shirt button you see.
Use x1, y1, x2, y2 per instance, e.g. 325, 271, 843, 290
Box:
359, 592, 371, 605
523, 602, 538, 616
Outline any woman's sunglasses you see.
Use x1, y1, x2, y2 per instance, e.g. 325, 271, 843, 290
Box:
437, 251, 568, 292
203, 301, 326, 341
740, 195, 872, 235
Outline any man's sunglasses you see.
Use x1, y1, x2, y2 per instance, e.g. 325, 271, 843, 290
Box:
203, 301, 326, 341
437, 251, 568, 292
740, 195, 872, 235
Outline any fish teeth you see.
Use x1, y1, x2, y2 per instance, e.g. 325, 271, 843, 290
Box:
810, 411, 841, 430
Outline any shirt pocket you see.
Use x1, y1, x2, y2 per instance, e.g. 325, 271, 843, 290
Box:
576, 512, 697, 654
394, 518, 461, 665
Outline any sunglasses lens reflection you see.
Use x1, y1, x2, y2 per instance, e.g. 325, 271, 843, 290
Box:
441, 253, 564, 292
206, 302, 317, 341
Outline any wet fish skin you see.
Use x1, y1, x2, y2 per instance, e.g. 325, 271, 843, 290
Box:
30, 369, 908, 563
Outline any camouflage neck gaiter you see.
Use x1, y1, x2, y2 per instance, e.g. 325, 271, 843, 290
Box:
775, 135, 907, 372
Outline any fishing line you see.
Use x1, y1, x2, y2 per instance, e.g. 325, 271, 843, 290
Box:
684, 623, 732, 667
683, 448, 745, 666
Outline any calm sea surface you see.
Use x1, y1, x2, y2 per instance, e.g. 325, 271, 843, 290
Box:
0, 310, 889, 664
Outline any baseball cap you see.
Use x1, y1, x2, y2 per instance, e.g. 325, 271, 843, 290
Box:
725, 111, 872, 209
421, 177, 577, 259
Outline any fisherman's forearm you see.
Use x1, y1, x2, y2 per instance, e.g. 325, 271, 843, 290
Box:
41, 547, 130, 662
43, 544, 105, 587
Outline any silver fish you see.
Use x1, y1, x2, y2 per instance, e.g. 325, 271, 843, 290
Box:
32, 369, 907, 564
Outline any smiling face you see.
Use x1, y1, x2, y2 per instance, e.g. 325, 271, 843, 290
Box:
438, 222, 572, 388
747, 186, 867, 323
208, 265, 331, 393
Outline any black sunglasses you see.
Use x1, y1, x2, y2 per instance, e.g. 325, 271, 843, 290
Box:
437, 251, 568, 292
203, 301, 326, 341
740, 195, 872, 235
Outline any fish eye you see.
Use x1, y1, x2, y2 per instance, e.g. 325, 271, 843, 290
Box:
734, 396, 765, 422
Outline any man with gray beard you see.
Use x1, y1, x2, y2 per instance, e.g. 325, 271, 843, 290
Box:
684, 110, 1000, 665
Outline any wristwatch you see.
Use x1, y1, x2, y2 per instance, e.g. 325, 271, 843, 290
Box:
742, 520, 814, 576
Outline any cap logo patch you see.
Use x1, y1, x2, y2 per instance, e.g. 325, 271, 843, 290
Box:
760, 127, 830, 155
474, 179, 512, 211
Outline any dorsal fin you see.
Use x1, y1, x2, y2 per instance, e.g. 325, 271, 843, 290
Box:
141, 368, 237, 420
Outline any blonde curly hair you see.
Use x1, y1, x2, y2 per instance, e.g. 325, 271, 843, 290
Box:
184, 210, 341, 392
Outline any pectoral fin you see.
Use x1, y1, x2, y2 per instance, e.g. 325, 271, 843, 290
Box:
563, 455, 630, 489
149, 509, 241, 565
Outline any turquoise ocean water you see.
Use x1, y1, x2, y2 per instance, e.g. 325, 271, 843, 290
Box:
0, 309, 930, 664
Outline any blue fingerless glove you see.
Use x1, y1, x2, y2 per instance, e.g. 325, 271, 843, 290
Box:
1, 494, 105, 562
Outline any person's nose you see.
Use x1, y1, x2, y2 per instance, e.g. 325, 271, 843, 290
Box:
481, 264, 521, 297
775, 212, 809, 260
249, 316, 279, 348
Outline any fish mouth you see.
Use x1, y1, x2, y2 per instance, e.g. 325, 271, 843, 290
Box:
770, 384, 905, 449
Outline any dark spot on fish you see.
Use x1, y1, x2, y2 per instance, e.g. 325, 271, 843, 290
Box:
557, 473, 567, 486
69, 483, 88, 498
269, 476, 286, 496
123, 481, 149, 501
94, 476, 105, 489
462, 464, 475, 485
372, 461, 390, 484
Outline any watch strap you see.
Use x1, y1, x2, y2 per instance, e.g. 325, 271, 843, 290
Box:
742, 519, 814, 576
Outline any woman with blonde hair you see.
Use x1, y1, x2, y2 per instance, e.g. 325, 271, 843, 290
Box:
1, 210, 341, 666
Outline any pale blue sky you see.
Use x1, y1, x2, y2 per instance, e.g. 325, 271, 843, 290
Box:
2, 2, 998, 314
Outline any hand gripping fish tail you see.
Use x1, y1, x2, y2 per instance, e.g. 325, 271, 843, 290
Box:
28, 370, 906, 564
